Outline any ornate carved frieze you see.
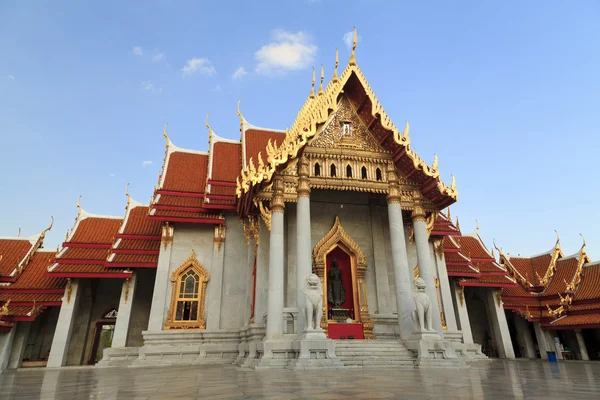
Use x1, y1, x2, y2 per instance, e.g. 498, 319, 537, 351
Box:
214, 225, 227, 252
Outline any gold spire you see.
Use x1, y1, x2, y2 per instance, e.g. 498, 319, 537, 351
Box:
455, 216, 461, 231
475, 219, 480, 234
309, 67, 316, 98
125, 183, 131, 205
447, 206, 451, 220
580, 233, 586, 249
65, 229, 69, 242
163, 123, 170, 146
17, 228, 20, 237
206, 113, 214, 143
40, 216, 54, 239
349, 26, 357, 66
76, 195, 82, 217
451, 174, 456, 192
318, 65, 325, 95
491, 248, 495, 259
332, 48, 339, 83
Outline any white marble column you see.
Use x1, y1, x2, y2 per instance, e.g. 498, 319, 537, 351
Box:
295, 158, 312, 332
386, 169, 414, 340
485, 289, 515, 359
370, 203, 392, 314
533, 322, 550, 360
433, 240, 458, 331
7, 321, 31, 369
112, 273, 137, 348
452, 280, 473, 344
147, 224, 174, 331
575, 330, 590, 361
513, 314, 536, 358
0, 325, 18, 371
255, 220, 270, 325
412, 207, 443, 333
266, 176, 285, 340
47, 278, 82, 367
206, 226, 225, 330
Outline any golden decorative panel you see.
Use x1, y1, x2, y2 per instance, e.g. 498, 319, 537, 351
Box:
165, 250, 210, 330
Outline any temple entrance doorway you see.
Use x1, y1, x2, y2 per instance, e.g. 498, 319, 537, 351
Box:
312, 216, 374, 339
87, 308, 117, 364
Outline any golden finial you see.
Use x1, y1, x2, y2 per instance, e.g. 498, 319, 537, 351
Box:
332, 48, 339, 82
491, 248, 495, 259
65, 229, 69, 242
455, 216, 461, 231
55, 245, 59, 257
237, 100, 245, 132
432, 154, 438, 172
451, 174, 456, 192
76, 195, 82, 217
125, 183, 131, 205
40, 216, 54, 239
206, 113, 213, 142
309, 67, 315, 98
349, 26, 357, 66
163, 123, 170, 145
17, 228, 20, 237
318, 65, 324, 95
580, 233, 586, 249
447, 207, 451, 220
475, 219, 480, 233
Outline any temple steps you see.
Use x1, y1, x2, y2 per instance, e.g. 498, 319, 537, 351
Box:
334, 340, 416, 368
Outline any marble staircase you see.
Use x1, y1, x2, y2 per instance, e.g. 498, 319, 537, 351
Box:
334, 340, 416, 368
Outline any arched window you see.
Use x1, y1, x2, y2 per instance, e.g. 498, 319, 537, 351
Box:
346, 164, 352, 178
376, 168, 382, 181
314, 162, 321, 177
330, 163, 337, 177
165, 250, 210, 329
361, 166, 367, 180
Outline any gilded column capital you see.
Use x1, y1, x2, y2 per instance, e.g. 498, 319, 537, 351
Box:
271, 175, 285, 213
386, 165, 401, 204
412, 205, 426, 222
297, 156, 311, 198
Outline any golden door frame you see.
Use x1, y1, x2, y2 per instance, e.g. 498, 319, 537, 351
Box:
312, 216, 375, 339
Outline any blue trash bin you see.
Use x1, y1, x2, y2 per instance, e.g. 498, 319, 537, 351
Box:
547, 351, 557, 362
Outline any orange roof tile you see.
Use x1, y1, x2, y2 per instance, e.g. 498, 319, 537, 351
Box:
453, 235, 493, 260
211, 142, 241, 182
0, 293, 62, 303
70, 217, 123, 244
120, 205, 162, 236
0, 239, 35, 276
574, 264, 600, 300
2, 251, 65, 290
161, 151, 208, 193
544, 257, 579, 296
549, 313, 600, 327
244, 129, 286, 166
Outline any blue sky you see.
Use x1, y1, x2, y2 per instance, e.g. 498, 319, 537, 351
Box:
1, 1, 599, 259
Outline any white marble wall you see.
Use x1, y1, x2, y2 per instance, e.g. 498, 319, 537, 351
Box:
220, 214, 251, 329
126, 269, 155, 347
23, 306, 59, 362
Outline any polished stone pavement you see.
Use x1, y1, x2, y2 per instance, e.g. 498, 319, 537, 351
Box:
1, 360, 599, 400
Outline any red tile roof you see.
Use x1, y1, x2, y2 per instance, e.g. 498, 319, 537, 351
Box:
2, 251, 65, 291
161, 151, 209, 193
243, 129, 285, 167
0, 238, 35, 277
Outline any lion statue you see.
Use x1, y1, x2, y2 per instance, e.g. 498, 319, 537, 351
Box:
411, 277, 435, 332
304, 273, 323, 331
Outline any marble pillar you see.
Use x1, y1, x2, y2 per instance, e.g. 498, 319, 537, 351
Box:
266, 176, 285, 340
452, 280, 473, 344
206, 226, 225, 330
7, 321, 31, 369
485, 289, 515, 359
412, 210, 443, 333
575, 330, 590, 361
147, 224, 174, 331
47, 278, 82, 367
0, 325, 18, 371
112, 273, 137, 348
295, 159, 312, 332
386, 169, 414, 340
533, 322, 550, 360
434, 245, 458, 331
513, 314, 536, 358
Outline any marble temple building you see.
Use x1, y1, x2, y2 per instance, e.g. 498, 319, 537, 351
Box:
1, 31, 600, 371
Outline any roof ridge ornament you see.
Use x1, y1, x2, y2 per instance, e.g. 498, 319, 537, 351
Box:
163, 123, 170, 146
332, 48, 339, 83
206, 113, 213, 143
17, 228, 20, 237
76, 195, 83, 218
318, 65, 325, 95
349, 26, 357, 66
309, 67, 316, 98
431, 154, 438, 173
125, 183, 131, 205
40, 216, 54, 239
237, 99, 245, 132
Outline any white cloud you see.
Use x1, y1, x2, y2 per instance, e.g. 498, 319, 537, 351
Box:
109, 173, 116, 177
232, 66, 247, 80
152, 52, 166, 63
343, 31, 360, 50
7, 75, 15, 80
181, 58, 216, 77
142, 161, 153, 166
141, 80, 163, 93
132, 46, 143, 56
255, 30, 317, 75
212, 85, 222, 92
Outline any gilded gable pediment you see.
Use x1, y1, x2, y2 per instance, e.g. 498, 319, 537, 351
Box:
308, 96, 388, 155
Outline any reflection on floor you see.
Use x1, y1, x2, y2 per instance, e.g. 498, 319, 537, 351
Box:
1, 360, 599, 399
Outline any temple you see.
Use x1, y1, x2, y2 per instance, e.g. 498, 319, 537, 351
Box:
1, 30, 599, 370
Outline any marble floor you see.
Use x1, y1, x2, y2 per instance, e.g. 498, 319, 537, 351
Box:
0, 360, 599, 400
